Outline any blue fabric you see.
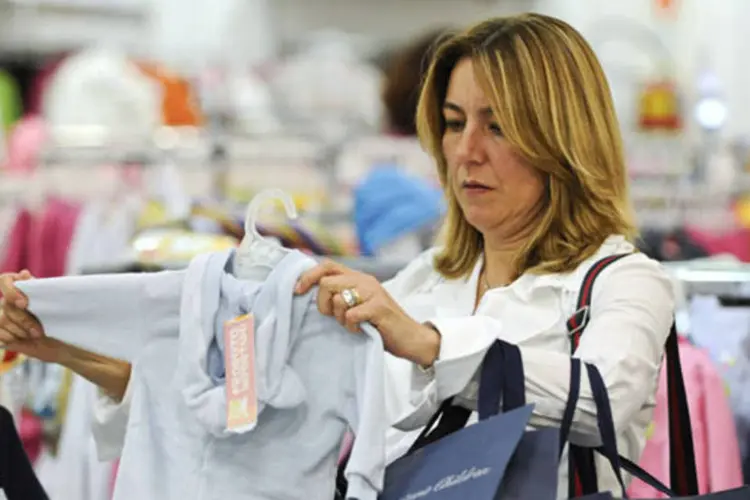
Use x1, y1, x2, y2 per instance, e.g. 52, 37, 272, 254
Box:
354, 165, 444, 256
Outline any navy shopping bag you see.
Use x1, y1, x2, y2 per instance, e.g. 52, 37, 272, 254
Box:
380, 339, 580, 500
379, 405, 533, 500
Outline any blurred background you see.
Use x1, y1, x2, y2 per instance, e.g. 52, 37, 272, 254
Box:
4, 0, 750, 498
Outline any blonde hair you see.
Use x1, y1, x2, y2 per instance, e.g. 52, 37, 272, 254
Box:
416, 13, 638, 280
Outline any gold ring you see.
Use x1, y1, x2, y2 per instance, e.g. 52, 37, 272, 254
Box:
341, 288, 361, 308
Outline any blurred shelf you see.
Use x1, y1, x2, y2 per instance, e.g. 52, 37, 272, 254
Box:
0, 0, 147, 57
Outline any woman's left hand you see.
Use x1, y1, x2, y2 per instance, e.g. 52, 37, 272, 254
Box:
295, 260, 440, 366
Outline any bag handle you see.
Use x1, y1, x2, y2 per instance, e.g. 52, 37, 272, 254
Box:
409, 339, 582, 461
585, 362, 628, 498
568, 253, 698, 497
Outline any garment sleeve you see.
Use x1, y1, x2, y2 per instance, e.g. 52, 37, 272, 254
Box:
91, 381, 134, 461
393, 255, 675, 447
16, 270, 185, 362
342, 324, 388, 500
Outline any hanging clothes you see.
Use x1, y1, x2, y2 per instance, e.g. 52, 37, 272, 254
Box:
136, 62, 203, 127
354, 165, 444, 257
17, 249, 388, 500
627, 336, 744, 498
42, 48, 161, 138
3, 115, 46, 175
684, 226, 750, 262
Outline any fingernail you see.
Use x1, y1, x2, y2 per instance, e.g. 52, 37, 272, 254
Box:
294, 283, 302, 294
30, 328, 40, 338
15, 299, 25, 308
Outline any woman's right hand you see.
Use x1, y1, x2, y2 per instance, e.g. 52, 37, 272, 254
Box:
0, 271, 67, 364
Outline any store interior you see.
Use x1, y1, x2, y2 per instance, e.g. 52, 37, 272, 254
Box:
2, 0, 750, 498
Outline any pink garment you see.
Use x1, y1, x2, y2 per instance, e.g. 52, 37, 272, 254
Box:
685, 226, 750, 262
4, 115, 47, 174
627, 337, 744, 498
0, 209, 32, 273
27, 198, 80, 278
19, 409, 43, 464
0, 199, 80, 277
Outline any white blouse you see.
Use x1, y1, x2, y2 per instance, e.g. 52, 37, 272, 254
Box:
92, 234, 674, 497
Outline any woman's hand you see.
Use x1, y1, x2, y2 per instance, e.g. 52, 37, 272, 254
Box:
296, 260, 440, 366
0, 271, 67, 364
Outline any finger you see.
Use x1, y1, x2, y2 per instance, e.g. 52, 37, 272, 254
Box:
318, 274, 357, 295
0, 328, 16, 345
331, 293, 349, 328
0, 274, 29, 308
0, 317, 28, 343
3, 307, 41, 338
318, 274, 375, 303
344, 302, 375, 333
295, 260, 347, 295
316, 283, 336, 317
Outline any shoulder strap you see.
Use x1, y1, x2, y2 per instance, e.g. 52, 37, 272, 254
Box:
566, 253, 699, 497
566, 253, 631, 353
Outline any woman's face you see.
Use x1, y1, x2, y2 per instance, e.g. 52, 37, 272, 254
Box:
442, 57, 545, 238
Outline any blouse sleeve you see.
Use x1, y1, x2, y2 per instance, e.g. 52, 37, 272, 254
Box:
390, 254, 675, 446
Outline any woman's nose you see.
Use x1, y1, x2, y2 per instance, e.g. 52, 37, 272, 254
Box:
454, 126, 483, 165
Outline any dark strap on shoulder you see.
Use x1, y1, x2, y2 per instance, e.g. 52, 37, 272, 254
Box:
566, 253, 631, 349
566, 253, 698, 497
567, 254, 630, 497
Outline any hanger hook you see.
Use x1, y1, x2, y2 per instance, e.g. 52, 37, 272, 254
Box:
244, 188, 298, 238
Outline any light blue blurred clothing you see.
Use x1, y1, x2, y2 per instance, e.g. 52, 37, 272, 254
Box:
354, 165, 445, 256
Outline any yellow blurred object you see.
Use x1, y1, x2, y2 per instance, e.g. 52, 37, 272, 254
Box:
638, 79, 682, 131
645, 421, 656, 440
735, 197, 750, 228
137, 200, 172, 229
132, 229, 238, 266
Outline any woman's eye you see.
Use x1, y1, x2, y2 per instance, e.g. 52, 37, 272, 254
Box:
489, 123, 503, 136
444, 119, 463, 132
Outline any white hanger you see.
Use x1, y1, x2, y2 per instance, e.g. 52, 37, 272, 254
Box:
234, 188, 298, 280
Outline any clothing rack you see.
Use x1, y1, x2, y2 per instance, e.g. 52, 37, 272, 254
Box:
39, 126, 210, 167
665, 261, 750, 305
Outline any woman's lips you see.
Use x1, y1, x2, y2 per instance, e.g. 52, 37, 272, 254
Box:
462, 181, 492, 194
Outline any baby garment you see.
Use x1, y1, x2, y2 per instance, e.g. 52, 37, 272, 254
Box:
18, 250, 386, 500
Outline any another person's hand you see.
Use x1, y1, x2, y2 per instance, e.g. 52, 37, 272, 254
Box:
0, 271, 66, 364
296, 261, 440, 366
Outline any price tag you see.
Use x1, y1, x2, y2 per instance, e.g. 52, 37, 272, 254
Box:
224, 314, 258, 432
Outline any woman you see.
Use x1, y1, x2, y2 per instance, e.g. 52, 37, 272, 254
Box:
0, 13, 673, 496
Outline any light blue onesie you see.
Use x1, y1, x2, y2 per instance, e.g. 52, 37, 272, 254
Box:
18, 250, 387, 500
